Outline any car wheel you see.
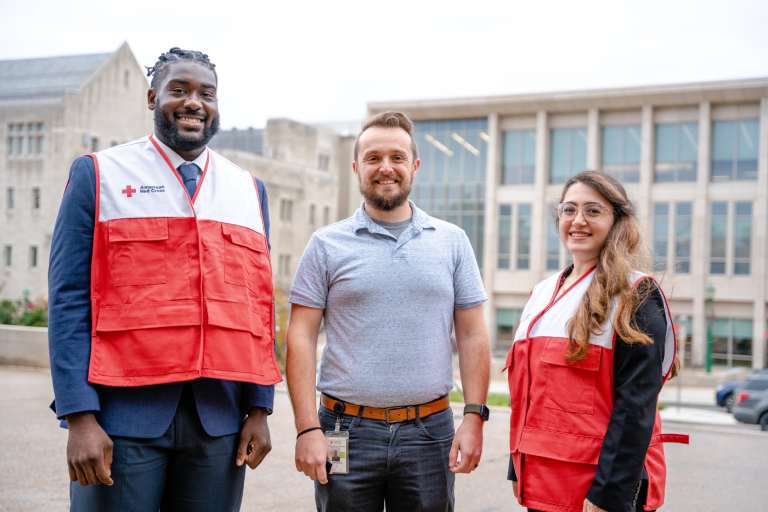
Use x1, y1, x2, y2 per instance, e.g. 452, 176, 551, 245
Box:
725, 394, 735, 413
760, 413, 768, 432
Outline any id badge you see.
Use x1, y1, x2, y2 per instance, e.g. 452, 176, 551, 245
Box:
325, 430, 349, 475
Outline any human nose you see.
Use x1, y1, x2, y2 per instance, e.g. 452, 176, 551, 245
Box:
378, 158, 396, 172
572, 206, 588, 224
183, 92, 203, 110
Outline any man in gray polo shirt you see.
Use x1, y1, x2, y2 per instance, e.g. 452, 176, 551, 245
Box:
286, 111, 490, 512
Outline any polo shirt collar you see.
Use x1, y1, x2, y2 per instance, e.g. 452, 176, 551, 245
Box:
152, 134, 209, 171
354, 201, 436, 235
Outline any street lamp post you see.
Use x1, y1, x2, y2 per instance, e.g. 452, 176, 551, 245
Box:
705, 283, 716, 373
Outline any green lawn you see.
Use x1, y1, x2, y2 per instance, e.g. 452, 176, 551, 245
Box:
450, 390, 509, 407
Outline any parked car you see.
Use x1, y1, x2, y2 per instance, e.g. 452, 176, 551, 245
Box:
716, 369, 768, 412
732, 376, 768, 431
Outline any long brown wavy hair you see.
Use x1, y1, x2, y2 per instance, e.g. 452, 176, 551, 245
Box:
558, 171, 655, 363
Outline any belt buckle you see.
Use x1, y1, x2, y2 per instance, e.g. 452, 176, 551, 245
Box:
384, 407, 397, 423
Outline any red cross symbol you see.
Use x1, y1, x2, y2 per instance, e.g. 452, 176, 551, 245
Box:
122, 185, 137, 198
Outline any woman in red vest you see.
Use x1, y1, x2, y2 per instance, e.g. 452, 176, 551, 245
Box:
506, 171, 685, 512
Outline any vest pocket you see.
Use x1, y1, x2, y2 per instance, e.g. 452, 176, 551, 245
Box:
540, 339, 601, 415
107, 218, 169, 286
220, 223, 267, 287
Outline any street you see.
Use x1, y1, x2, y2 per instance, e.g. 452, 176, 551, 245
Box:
0, 367, 765, 511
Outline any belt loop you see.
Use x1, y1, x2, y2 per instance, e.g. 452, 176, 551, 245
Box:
333, 400, 345, 420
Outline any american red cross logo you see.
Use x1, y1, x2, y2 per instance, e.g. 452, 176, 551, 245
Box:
122, 185, 137, 198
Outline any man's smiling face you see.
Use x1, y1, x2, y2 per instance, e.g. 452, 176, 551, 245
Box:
148, 60, 219, 154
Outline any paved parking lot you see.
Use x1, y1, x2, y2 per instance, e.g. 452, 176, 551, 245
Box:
1, 367, 766, 511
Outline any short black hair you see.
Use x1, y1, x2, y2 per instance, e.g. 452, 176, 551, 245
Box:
146, 47, 217, 89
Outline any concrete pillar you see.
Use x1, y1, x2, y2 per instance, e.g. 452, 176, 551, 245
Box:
691, 102, 711, 367
752, 98, 768, 369
482, 113, 500, 333
638, 105, 654, 241
587, 108, 600, 170
531, 111, 549, 281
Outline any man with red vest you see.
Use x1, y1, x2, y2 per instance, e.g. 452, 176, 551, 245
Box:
48, 47, 281, 511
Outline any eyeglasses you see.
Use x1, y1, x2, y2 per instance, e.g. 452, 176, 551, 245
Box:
557, 202, 611, 220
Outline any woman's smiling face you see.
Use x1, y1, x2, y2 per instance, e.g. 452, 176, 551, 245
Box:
558, 182, 615, 264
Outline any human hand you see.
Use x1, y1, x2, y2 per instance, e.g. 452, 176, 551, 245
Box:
448, 413, 483, 473
66, 412, 113, 486
512, 480, 519, 498
236, 408, 271, 469
583, 498, 607, 512
295, 428, 329, 484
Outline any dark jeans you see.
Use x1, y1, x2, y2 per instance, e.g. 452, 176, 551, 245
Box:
70, 388, 245, 512
315, 405, 455, 512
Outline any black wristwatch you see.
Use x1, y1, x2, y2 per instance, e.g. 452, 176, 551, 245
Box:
463, 403, 490, 421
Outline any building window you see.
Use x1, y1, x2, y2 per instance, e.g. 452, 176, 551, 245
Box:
709, 202, 727, 274
3, 245, 11, 267
496, 308, 522, 351
6, 122, 44, 157
501, 129, 535, 185
412, 119, 488, 266
29, 246, 38, 268
674, 202, 692, 274
712, 318, 753, 367
601, 125, 641, 183
279, 198, 293, 221
549, 127, 587, 184
545, 202, 561, 271
323, 206, 330, 225
32, 187, 41, 210
654, 122, 698, 182
309, 204, 316, 225
733, 202, 752, 275
516, 204, 532, 269
278, 254, 291, 277
653, 203, 669, 272
711, 119, 759, 181
6, 187, 14, 209
317, 154, 330, 171
497, 205, 512, 269
123, 69, 131, 89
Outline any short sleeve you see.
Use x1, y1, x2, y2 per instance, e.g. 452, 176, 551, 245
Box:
453, 231, 488, 309
288, 234, 329, 309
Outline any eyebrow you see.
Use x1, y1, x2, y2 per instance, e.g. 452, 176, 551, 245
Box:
166, 79, 217, 89
562, 201, 607, 207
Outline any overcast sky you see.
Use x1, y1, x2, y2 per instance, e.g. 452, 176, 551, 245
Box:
1, 0, 766, 129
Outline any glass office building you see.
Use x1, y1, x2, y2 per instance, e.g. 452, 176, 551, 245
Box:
369, 77, 768, 368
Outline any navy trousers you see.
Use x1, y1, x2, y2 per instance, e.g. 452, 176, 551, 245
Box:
70, 388, 245, 512
315, 406, 455, 512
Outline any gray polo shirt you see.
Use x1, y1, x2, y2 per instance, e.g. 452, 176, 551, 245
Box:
289, 203, 487, 407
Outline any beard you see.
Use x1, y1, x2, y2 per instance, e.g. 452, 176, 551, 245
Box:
154, 109, 220, 152
358, 174, 412, 211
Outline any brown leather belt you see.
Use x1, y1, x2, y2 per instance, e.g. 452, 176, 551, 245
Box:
320, 394, 450, 423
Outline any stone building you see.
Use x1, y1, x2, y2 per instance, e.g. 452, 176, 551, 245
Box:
0, 45, 352, 308
0, 43, 151, 301
368, 78, 768, 369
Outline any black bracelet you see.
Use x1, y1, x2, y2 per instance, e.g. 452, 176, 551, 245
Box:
296, 426, 323, 439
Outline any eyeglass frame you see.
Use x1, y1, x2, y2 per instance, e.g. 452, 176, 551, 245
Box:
556, 201, 614, 221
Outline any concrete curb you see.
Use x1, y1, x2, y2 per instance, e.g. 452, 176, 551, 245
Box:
0, 324, 48, 367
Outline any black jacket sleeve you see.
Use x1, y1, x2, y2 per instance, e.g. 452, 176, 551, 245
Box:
587, 281, 667, 511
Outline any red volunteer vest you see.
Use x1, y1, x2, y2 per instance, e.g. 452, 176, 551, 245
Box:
506, 267, 687, 512
87, 135, 281, 387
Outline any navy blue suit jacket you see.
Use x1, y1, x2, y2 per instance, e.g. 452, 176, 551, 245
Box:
49, 155, 275, 438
